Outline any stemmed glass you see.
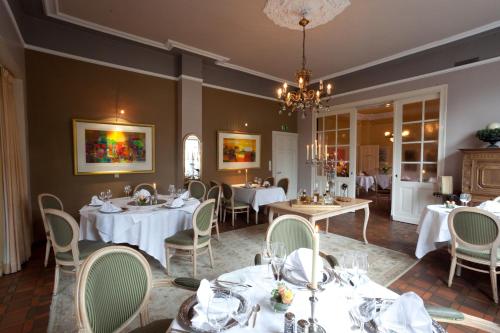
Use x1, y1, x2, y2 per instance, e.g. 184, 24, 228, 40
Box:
106, 189, 112, 201
124, 185, 132, 198
261, 241, 272, 279
270, 242, 287, 281
352, 252, 368, 287
351, 298, 376, 333
207, 290, 233, 333
98, 191, 106, 202
460, 193, 472, 206
168, 184, 176, 196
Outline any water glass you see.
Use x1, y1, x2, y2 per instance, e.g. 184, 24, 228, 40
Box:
106, 189, 112, 201
207, 290, 233, 332
98, 191, 106, 202
261, 241, 272, 278
351, 299, 376, 333
168, 184, 176, 196
124, 185, 131, 197
460, 193, 472, 206
270, 242, 287, 281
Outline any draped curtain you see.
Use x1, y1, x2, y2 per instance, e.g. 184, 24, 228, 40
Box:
0, 66, 31, 276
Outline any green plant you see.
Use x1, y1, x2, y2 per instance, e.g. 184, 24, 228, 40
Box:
476, 128, 500, 147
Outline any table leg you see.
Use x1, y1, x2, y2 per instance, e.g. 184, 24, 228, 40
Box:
268, 207, 275, 224
363, 205, 370, 244
255, 209, 258, 224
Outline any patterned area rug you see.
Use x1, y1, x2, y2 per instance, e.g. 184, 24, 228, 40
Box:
48, 224, 417, 332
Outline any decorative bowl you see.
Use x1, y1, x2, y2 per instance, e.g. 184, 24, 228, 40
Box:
476, 128, 500, 148
270, 297, 291, 313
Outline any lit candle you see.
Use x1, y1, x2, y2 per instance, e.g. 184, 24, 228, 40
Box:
277, 88, 283, 98
327, 83, 332, 95
325, 145, 328, 160
319, 80, 324, 91
153, 183, 156, 190
318, 144, 321, 159
307, 145, 310, 160
245, 169, 248, 184
299, 77, 303, 89
283, 82, 288, 92
311, 225, 320, 289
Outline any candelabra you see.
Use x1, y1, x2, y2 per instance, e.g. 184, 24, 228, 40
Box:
306, 284, 326, 333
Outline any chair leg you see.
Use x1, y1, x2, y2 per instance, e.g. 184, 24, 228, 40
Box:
53, 264, 60, 296
448, 257, 457, 287
193, 249, 197, 278
456, 259, 462, 277
215, 220, 220, 241
246, 209, 249, 224
232, 210, 235, 227
208, 243, 214, 268
325, 218, 330, 233
223, 208, 227, 223
490, 268, 498, 303
165, 247, 171, 276
44, 240, 51, 268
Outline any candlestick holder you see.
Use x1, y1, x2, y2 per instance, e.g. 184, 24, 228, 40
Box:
306, 283, 326, 333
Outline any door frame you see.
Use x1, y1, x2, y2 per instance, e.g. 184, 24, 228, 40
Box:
272, 131, 298, 199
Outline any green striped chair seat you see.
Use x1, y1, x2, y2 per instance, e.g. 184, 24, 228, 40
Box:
55, 240, 109, 261
164, 229, 210, 246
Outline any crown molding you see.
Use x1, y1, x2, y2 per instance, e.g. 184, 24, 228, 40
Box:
214, 61, 297, 87
312, 19, 500, 83
178, 74, 203, 83
202, 83, 279, 102
166, 40, 229, 63
2, 0, 25, 46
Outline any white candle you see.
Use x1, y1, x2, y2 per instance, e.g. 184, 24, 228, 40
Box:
441, 176, 453, 195
318, 144, 321, 159
325, 145, 328, 160
153, 183, 156, 190
311, 225, 320, 289
307, 145, 310, 160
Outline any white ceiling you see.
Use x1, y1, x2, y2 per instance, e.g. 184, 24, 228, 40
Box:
52, 0, 500, 82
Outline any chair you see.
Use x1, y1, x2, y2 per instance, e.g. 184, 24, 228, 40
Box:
164, 199, 215, 277
209, 180, 221, 188
134, 183, 156, 194
447, 207, 500, 303
43, 209, 109, 295
188, 180, 206, 201
264, 177, 275, 186
206, 185, 221, 240
256, 214, 338, 269
494, 196, 500, 203
75, 246, 172, 333
221, 183, 249, 226
277, 178, 289, 196
426, 305, 500, 331
374, 176, 391, 204
37, 193, 64, 267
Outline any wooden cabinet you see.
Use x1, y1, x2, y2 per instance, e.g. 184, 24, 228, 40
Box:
461, 148, 500, 202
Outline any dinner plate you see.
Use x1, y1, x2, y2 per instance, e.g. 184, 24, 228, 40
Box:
177, 288, 248, 333
98, 208, 123, 214
216, 272, 249, 292
88, 204, 102, 207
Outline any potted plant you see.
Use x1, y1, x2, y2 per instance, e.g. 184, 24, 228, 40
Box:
476, 128, 500, 148
270, 283, 294, 312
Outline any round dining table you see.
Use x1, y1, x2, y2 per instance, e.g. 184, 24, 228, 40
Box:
79, 195, 200, 268
356, 175, 375, 192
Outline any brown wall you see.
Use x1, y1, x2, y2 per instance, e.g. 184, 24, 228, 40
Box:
202, 87, 297, 185
26, 50, 177, 240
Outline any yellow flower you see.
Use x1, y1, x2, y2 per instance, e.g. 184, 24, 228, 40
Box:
281, 289, 294, 304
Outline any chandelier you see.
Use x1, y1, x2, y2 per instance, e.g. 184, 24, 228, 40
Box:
276, 17, 333, 118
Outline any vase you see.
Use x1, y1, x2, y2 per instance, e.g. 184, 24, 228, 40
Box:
270, 298, 291, 312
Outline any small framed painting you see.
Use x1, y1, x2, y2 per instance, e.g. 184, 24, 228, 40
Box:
73, 119, 155, 175
217, 131, 261, 170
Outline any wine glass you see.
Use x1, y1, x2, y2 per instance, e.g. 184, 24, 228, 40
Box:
124, 185, 131, 198
261, 241, 272, 278
98, 191, 106, 202
353, 252, 368, 287
106, 189, 112, 201
460, 193, 472, 206
207, 290, 232, 333
168, 184, 176, 196
270, 242, 287, 281
351, 298, 376, 333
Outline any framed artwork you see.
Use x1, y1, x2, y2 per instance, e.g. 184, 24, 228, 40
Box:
73, 119, 155, 175
217, 131, 261, 170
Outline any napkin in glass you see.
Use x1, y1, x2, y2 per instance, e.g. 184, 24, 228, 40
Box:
378, 292, 432, 333
169, 197, 184, 208
179, 190, 190, 200
478, 200, 500, 214
285, 248, 323, 284
90, 195, 104, 206
99, 201, 122, 213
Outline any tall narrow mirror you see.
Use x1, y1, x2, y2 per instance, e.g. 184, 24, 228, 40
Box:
184, 134, 201, 180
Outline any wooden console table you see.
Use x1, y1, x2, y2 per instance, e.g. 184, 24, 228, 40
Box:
267, 198, 372, 244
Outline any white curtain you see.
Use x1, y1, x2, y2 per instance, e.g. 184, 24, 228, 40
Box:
0, 66, 31, 275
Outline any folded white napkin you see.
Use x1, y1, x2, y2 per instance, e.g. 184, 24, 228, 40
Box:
478, 200, 500, 214
90, 195, 104, 206
180, 190, 190, 200
169, 197, 184, 208
285, 248, 323, 284
379, 292, 432, 333
99, 201, 122, 213
135, 189, 151, 198
263, 181, 270, 187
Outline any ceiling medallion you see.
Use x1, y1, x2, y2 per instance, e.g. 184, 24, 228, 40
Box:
263, 0, 350, 30
276, 17, 333, 119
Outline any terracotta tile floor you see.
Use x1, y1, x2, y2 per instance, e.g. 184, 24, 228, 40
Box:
0, 195, 498, 332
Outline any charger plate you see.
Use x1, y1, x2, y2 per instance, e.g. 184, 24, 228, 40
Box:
177, 288, 248, 333
281, 266, 335, 287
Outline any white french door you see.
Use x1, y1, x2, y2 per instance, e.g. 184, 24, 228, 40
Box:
272, 131, 298, 199
313, 109, 357, 197
392, 93, 444, 224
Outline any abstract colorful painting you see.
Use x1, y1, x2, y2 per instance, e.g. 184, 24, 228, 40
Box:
218, 131, 260, 170
73, 120, 154, 175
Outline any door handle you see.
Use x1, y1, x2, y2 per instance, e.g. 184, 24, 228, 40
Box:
277, 172, 282, 175
395, 174, 398, 178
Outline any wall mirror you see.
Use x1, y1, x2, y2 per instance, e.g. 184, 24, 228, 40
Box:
184, 134, 201, 180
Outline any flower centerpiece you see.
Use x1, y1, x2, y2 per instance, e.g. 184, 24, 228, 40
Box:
134, 189, 151, 206
380, 164, 392, 174
270, 283, 294, 312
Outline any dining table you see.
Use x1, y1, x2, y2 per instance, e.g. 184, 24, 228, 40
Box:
79, 195, 200, 267
356, 175, 375, 192
166, 264, 398, 332
375, 174, 392, 190
232, 184, 287, 224
415, 204, 500, 258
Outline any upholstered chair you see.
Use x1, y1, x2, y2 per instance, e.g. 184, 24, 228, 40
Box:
264, 176, 275, 186
206, 185, 221, 240
221, 183, 249, 226
277, 177, 289, 196
134, 183, 156, 194
164, 199, 215, 277
447, 207, 500, 303
43, 209, 109, 295
426, 305, 500, 331
37, 193, 64, 267
188, 180, 206, 201
75, 246, 172, 333
255, 214, 338, 269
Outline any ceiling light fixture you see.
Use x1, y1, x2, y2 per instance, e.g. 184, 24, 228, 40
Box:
276, 17, 333, 119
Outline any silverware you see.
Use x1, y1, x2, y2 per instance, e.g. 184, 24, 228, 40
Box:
252, 304, 260, 328
216, 279, 252, 288
348, 310, 361, 330
245, 305, 258, 326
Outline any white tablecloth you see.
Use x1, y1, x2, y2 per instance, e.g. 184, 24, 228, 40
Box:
168, 265, 398, 332
415, 204, 500, 258
376, 174, 392, 190
233, 185, 287, 212
79, 196, 200, 267
356, 175, 375, 192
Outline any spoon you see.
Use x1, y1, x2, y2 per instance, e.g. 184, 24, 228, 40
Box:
245, 305, 257, 326
252, 304, 261, 328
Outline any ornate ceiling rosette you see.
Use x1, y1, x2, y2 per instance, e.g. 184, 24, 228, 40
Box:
263, 0, 351, 30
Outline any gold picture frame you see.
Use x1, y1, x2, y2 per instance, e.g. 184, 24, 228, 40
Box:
72, 119, 155, 175
217, 131, 261, 170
